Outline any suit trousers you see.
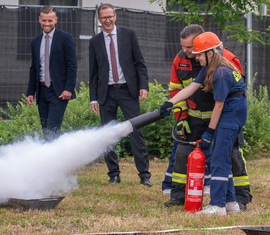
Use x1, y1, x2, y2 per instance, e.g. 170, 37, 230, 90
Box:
38, 85, 68, 141
99, 85, 151, 180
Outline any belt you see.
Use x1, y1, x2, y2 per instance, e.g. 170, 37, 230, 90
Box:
109, 83, 127, 89
227, 90, 246, 98
40, 81, 51, 86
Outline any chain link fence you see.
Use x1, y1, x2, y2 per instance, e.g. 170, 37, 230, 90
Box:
0, 5, 269, 110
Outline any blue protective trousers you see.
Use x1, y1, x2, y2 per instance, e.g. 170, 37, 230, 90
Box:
162, 140, 177, 191
209, 96, 247, 207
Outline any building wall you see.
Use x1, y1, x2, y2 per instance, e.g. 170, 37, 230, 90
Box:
81, 0, 165, 12
0, 0, 165, 12
0, 0, 18, 5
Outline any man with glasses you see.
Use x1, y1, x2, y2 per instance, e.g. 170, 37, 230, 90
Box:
89, 3, 152, 187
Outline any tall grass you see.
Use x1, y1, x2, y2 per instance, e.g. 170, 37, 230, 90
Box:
0, 158, 269, 234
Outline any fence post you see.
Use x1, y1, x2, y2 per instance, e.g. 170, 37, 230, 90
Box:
246, 12, 253, 87
94, 4, 102, 35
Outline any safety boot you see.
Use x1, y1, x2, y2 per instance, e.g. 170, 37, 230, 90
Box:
164, 198, 185, 207
238, 202, 247, 211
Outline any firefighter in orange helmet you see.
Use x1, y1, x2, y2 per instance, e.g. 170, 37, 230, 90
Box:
162, 25, 252, 211
160, 31, 248, 214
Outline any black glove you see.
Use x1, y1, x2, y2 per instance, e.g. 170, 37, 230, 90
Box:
200, 128, 215, 150
158, 101, 173, 118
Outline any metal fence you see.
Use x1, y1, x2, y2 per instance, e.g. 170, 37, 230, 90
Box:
0, 5, 269, 110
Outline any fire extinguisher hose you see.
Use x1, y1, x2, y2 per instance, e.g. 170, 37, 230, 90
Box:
170, 106, 197, 146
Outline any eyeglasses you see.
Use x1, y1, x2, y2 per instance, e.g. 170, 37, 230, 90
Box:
99, 15, 115, 21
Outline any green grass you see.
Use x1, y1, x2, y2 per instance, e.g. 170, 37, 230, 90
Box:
0, 157, 269, 234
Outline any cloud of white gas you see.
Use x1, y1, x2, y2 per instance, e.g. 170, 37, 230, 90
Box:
0, 121, 133, 202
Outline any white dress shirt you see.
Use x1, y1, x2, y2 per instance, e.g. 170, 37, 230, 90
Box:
103, 26, 126, 85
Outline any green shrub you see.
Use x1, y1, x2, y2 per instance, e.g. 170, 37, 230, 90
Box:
0, 82, 175, 158
116, 82, 175, 159
0, 97, 42, 144
2, 80, 269, 159
62, 82, 101, 131
243, 80, 270, 158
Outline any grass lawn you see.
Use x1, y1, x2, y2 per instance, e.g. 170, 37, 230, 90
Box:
0, 156, 270, 234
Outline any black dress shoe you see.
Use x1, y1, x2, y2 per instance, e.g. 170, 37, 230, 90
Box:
140, 178, 152, 187
108, 176, 121, 184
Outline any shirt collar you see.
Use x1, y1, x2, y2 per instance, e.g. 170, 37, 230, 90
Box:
103, 25, 117, 37
43, 28, 55, 38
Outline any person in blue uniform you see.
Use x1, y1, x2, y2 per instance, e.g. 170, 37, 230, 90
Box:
159, 32, 247, 215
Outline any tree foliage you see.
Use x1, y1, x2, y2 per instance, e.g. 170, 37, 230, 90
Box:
149, 0, 270, 45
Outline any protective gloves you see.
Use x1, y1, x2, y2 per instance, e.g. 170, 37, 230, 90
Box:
158, 101, 173, 118
200, 127, 215, 150
177, 119, 191, 140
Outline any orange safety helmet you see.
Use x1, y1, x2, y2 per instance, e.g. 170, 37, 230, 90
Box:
192, 32, 223, 54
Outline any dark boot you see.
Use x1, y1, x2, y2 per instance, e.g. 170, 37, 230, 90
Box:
164, 198, 185, 207
108, 176, 121, 184
140, 177, 152, 187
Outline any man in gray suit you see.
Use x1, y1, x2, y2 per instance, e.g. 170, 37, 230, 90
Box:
89, 3, 152, 186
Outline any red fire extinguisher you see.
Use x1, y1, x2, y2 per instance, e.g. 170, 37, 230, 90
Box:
184, 141, 206, 213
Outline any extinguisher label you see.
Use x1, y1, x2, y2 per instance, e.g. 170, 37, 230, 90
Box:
188, 189, 203, 196
186, 173, 204, 202
189, 173, 204, 178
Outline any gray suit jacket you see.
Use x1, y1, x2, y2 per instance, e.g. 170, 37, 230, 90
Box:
89, 26, 148, 105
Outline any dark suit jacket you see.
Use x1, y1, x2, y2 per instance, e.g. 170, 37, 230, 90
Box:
89, 26, 148, 105
27, 28, 77, 103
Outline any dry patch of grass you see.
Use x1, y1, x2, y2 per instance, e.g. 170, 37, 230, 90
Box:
0, 157, 270, 234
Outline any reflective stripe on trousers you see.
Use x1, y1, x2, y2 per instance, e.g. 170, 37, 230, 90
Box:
172, 172, 186, 184
233, 176, 250, 186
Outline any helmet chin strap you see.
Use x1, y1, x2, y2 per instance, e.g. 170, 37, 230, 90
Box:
205, 49, 216, 66
205, 51, 208, 66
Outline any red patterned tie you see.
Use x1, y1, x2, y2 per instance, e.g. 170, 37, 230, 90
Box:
109, 33, 119, 83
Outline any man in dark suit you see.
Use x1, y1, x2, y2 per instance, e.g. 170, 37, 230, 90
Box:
27, 5, 77, 141
89, 3, 152, 186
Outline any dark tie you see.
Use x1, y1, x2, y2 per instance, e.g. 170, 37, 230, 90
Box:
109, 33, 119, 83
44, 34, 51, 88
